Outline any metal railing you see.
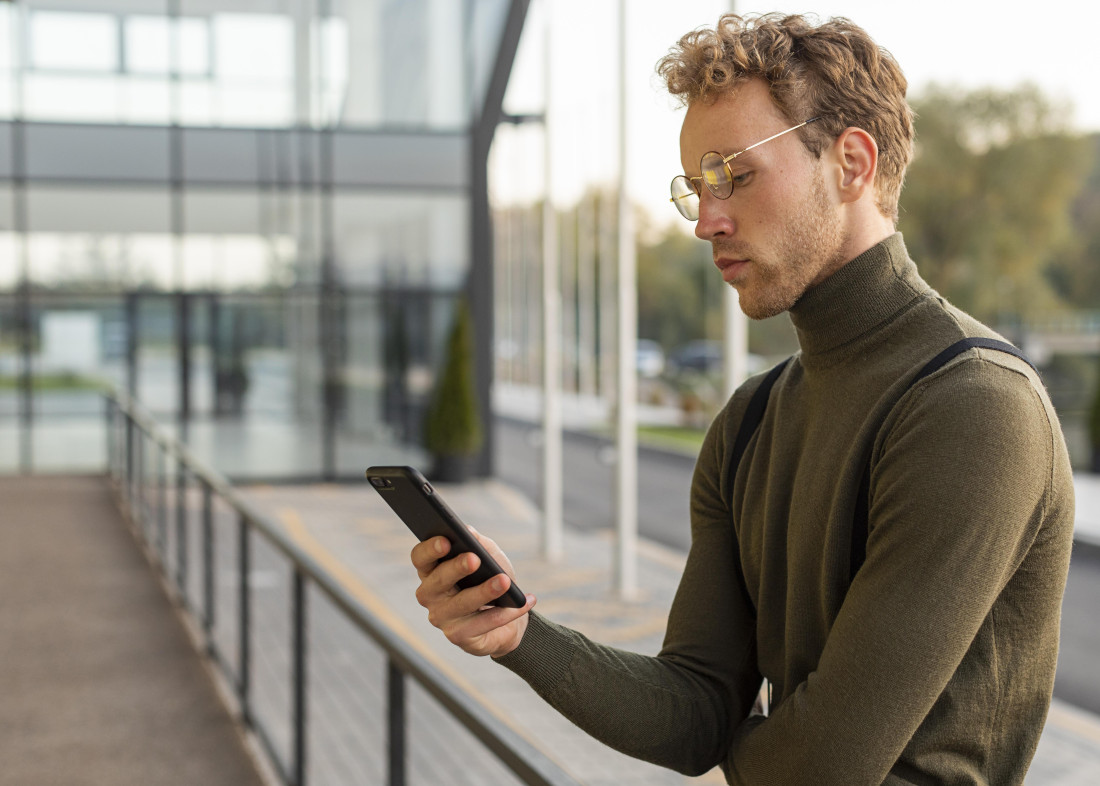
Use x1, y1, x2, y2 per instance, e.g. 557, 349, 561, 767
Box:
104, 389, 578, 786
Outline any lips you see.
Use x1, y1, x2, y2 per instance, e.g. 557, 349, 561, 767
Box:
714, 257, 748, 283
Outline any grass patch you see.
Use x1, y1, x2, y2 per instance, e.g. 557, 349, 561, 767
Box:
637, 424, 706, 454
0, 374, 108, 392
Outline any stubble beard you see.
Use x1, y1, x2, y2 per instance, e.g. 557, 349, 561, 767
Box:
724, 170, 845, 321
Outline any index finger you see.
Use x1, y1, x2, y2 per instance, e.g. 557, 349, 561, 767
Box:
411, 536, 451, 577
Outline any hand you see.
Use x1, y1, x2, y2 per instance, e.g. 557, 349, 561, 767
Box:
411, 527, 535, 658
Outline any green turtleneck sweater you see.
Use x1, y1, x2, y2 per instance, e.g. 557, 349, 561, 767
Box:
496, 234, 1075, 785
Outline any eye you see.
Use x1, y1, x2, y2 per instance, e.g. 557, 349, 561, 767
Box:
731, 171, 753, 188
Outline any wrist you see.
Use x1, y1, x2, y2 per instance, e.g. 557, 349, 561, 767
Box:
491, 613, 529, 660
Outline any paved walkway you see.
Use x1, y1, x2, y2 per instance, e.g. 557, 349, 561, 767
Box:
0, 476, 265, 786
245, 474, 1100, 786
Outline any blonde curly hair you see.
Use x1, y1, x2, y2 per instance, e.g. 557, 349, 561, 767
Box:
657, 14, 914, 222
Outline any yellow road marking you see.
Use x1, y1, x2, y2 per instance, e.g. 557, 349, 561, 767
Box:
1047, 699, 1100, 745
275, 507, 562, 764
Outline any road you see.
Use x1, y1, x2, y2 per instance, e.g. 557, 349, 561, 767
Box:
493, 416, 1100, 717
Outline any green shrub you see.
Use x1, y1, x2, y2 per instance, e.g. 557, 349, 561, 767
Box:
423, 300, 484, 457
1090, 355, 1100, 454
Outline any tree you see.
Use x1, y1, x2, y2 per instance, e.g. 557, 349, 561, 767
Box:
635, 220, 713, 350
899, 84, 1093, 325
1047, 133, 1100, 311
423, 300, 483, 480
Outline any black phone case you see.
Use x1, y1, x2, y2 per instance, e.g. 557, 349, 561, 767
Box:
365, 465, 526, 608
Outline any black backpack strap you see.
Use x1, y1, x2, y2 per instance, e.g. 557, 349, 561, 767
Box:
910, 336, 1037, 384
849, 337, 1036, 582
727, 357, 790, 495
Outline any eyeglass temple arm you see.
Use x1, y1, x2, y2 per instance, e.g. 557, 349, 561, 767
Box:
720, 117, 821, 165
669, 175, 702, 203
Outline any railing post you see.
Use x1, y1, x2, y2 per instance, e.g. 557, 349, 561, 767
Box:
292, 569, 308, 786
125, 411, 133, 510
135, 430, 145, 538
105, 398, 115, 481
238, 511, 251, 725
387, 660, 406, 786
176, 464, 188, 603
157, 449, 168, 565
202, 481, 215, 643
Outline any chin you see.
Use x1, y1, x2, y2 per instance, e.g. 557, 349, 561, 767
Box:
735, 285, 799, 321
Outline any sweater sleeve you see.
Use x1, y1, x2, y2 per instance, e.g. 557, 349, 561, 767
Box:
495, 401, 764, 776
723, 355, 1071, 784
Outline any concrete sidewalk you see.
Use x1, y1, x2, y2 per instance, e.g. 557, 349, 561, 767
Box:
0, 476, 265, 786
1073, 472, 1100, 548
245, 477, 1100, 786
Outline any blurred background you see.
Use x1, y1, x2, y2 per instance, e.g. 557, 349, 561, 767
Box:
2, 1, 1098, 784
3, 0, 1097, 479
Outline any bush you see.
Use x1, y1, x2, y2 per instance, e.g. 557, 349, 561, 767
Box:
423, 300, 484, 457
1090, 355, 1100, 469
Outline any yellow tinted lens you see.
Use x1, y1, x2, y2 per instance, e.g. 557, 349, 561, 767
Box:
700, 152, 733, 199
670, 176, 699, 220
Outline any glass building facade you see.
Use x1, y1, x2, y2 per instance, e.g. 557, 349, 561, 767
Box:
0, 0, 526, 479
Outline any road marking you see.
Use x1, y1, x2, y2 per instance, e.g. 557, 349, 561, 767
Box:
1047, 698, 1100, 745
275, 506, 561, 765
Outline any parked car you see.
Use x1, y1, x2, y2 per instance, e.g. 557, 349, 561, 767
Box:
668, 340, 765, 376
635, 339, 666, 378
667, 340, 723, 374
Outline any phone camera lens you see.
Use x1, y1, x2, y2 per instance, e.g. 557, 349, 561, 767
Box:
369, 477, 387, 488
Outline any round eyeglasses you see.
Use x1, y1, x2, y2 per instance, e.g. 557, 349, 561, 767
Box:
669, 117, 821, 221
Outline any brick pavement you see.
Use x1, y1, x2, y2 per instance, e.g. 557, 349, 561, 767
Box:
245, 477, 1100, 786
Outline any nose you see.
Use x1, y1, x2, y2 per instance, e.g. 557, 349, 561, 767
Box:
694, 191, 734, 241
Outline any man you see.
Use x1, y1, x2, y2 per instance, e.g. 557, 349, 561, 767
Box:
411, 14, 1074, 785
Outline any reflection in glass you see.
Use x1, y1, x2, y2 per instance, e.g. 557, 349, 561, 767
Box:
31, 11, 117, 72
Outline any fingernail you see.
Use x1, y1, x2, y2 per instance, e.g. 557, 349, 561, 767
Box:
492, 576, 506, 592
434, 539, 445, 555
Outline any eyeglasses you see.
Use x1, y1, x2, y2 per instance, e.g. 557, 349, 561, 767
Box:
669, 117, 821, 221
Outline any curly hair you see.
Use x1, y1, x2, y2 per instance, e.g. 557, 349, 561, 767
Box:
657, 13, 914, 222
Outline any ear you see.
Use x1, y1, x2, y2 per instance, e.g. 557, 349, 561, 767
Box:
832, 127, 878, 204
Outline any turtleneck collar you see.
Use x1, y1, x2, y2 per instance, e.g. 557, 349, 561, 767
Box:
788, 232, 930, 358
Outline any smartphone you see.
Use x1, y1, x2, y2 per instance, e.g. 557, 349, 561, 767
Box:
365, 465, 527, 608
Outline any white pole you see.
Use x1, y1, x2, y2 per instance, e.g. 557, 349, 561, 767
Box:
615, 0, 638, 599
722, 287, 749, 397
541, 2, 564, 562
723, 0, 749, 399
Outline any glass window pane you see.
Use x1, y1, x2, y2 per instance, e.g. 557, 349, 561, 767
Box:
31, 12, 118, 72
214, 14, 293, 81
119, 76, 173, 124
181, 235, 277, 291
23, 232, 172, 291
25, 74, 121, 123
179, 18, 211, 76
126, 16, 172, 74
0, 6, 12, 120
128, 14, 212, 79
0, 232, 17, 291
27, 296, 121, 473
333, 193, 468, 288
0, 6, 13, 71
334, 0, 467, 130
210, 84, 293, 127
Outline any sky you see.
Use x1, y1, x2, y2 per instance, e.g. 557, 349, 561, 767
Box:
493, 0, 1100, 225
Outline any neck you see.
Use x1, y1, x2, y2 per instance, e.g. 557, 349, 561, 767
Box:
835, 205, 897, 277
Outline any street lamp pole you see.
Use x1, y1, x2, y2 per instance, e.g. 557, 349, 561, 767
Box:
614, 0, 638, 598
722, 2, 749, 399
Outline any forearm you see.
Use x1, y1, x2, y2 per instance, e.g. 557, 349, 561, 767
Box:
496, 612, 733, 775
